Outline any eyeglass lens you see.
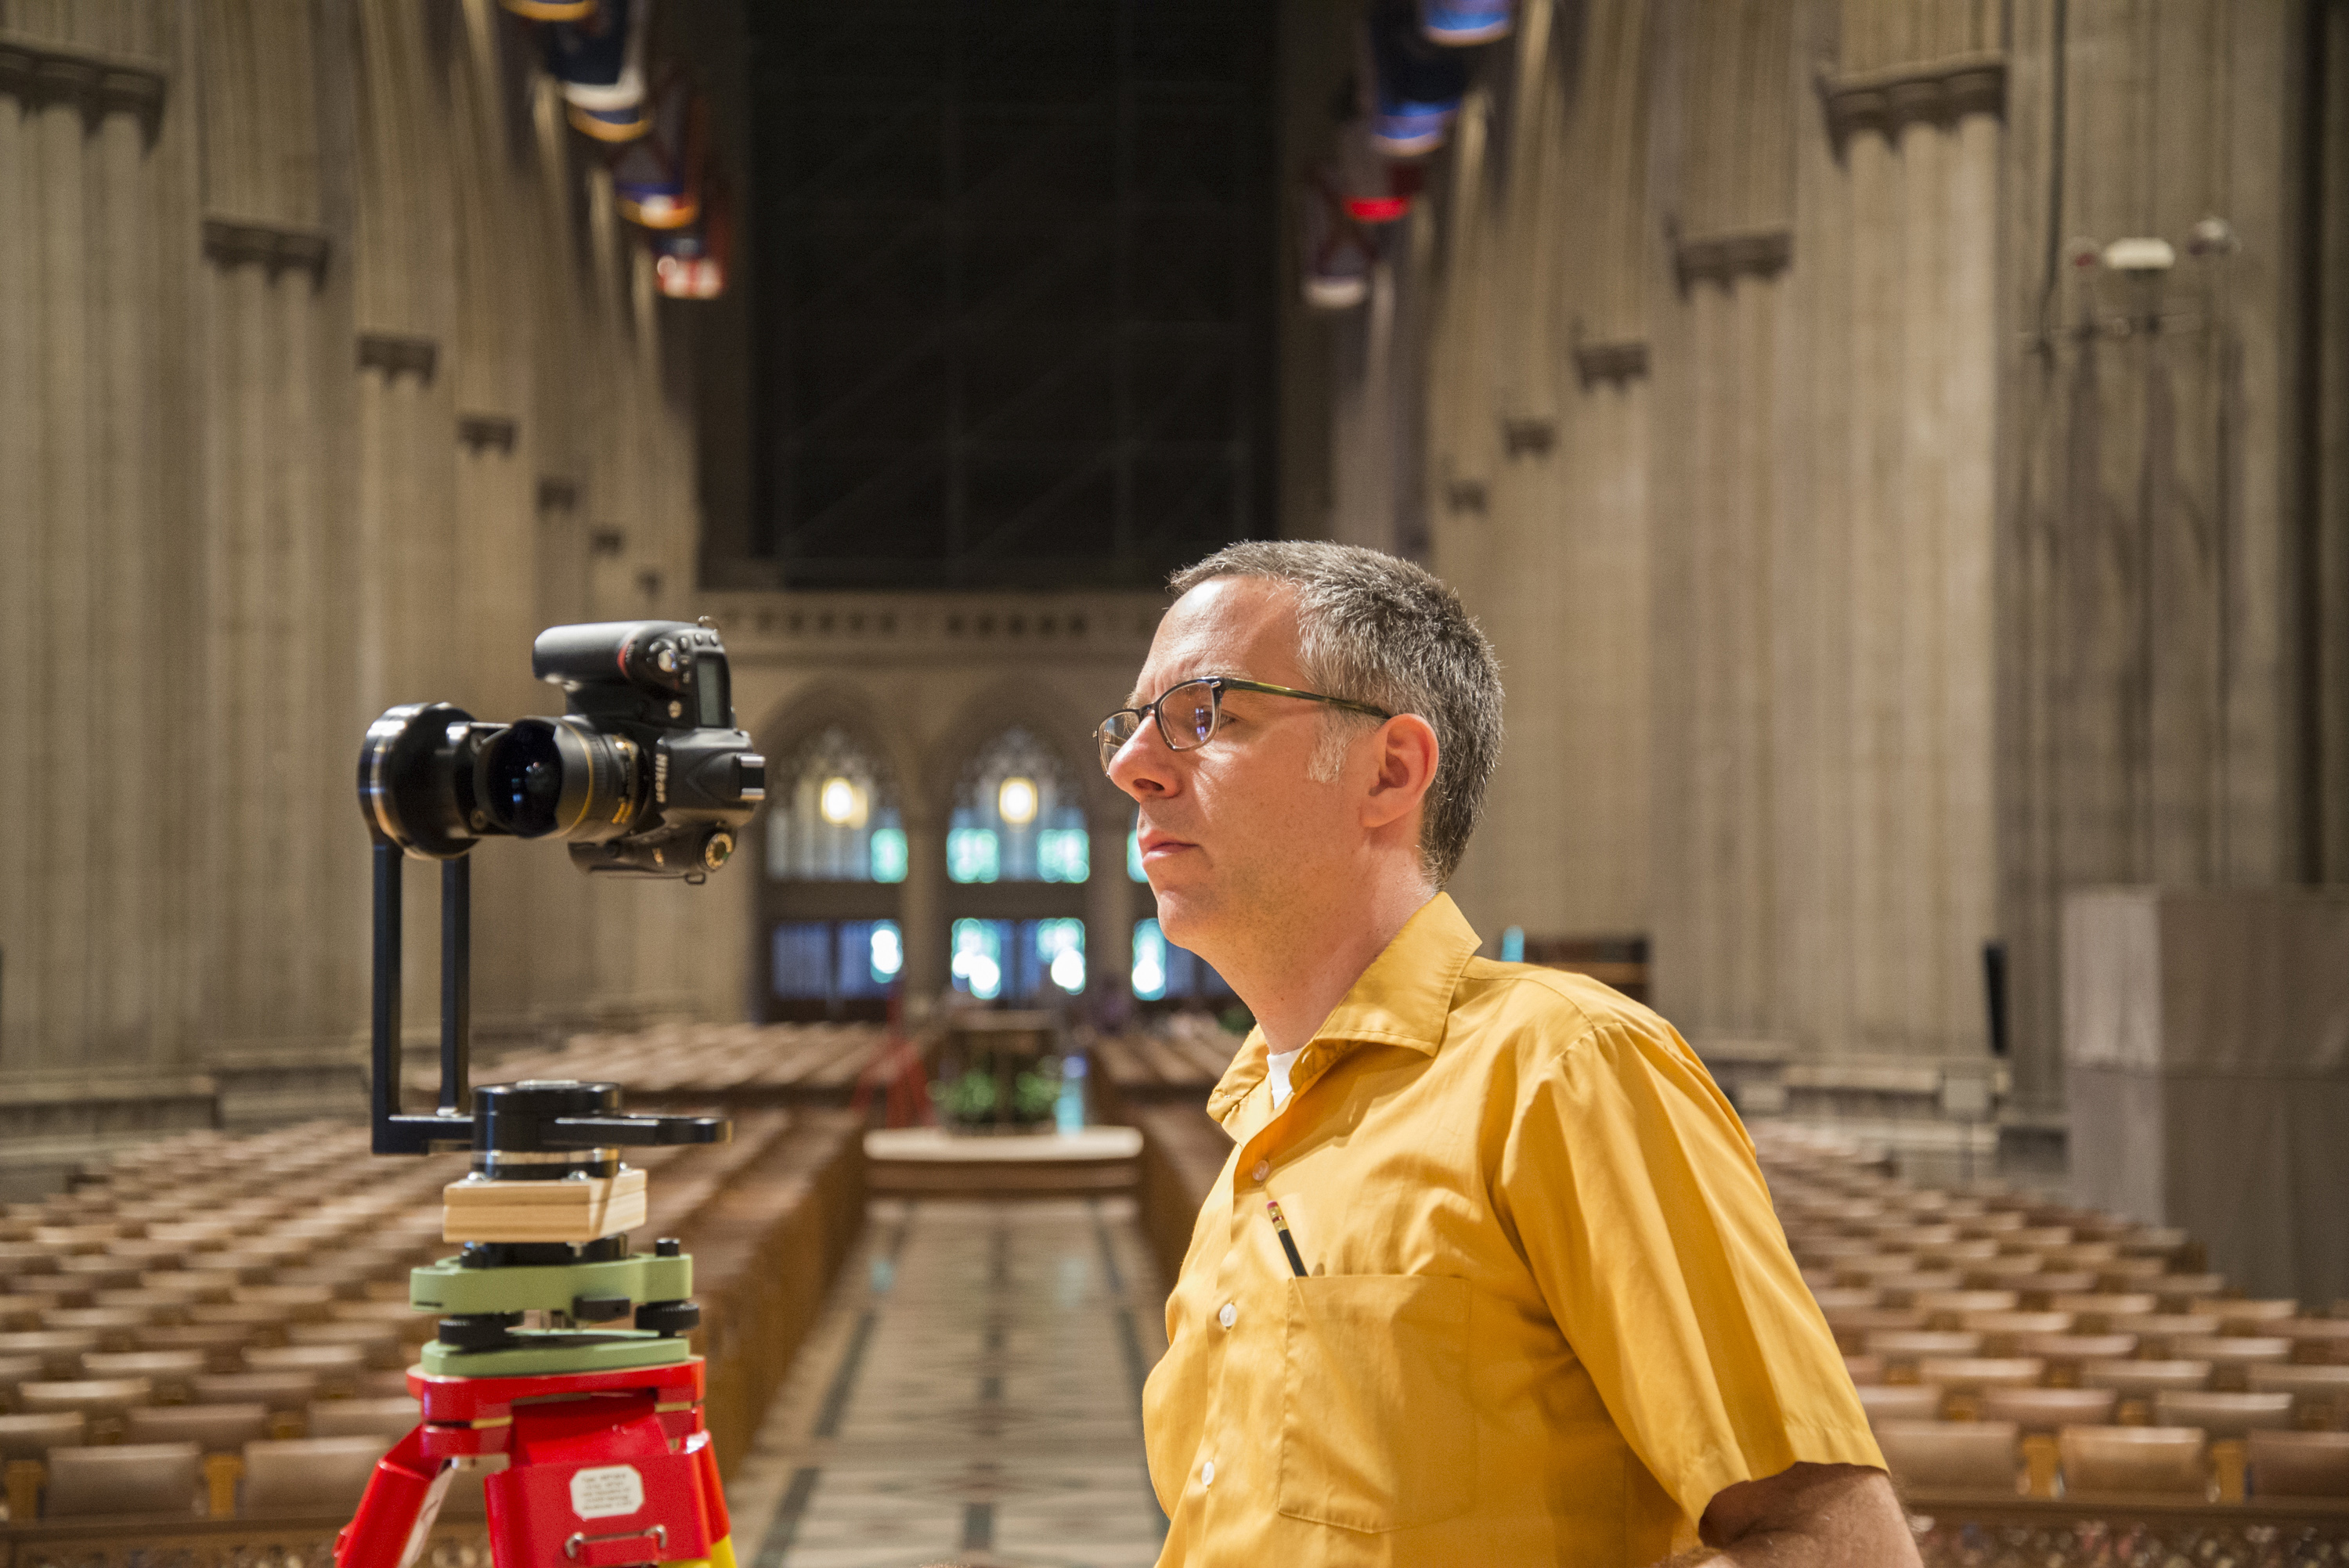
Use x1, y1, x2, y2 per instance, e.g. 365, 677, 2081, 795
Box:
1098, 679, 1221, 773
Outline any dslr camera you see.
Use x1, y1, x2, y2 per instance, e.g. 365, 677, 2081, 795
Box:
359, 619, 766, 880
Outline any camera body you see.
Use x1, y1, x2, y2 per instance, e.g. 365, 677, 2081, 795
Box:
359, 619, 766, 880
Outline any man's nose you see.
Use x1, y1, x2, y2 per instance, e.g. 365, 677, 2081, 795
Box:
1107, 719, 1177, 798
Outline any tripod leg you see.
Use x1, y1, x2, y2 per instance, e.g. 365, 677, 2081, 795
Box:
691, 1433, 737, 1568
334, 1426, 449, 1568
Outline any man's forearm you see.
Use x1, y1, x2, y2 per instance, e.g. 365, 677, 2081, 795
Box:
1679, 1462, 1923, 1568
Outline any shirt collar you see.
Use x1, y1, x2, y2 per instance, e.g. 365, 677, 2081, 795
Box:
1205, 893, 1483, 1129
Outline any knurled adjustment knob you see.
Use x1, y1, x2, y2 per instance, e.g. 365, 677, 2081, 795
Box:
636, 1298, 700, 1337
438, 1311, 522, 1350
655, 1238, 683, 1257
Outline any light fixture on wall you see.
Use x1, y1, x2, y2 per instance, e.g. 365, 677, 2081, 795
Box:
820, 777, 862, 827
998, 776, 1038, 827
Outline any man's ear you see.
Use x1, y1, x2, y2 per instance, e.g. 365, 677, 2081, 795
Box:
1361, 714, 1439, 831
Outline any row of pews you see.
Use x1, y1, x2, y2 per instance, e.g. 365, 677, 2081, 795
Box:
0, 1022, 875, 1561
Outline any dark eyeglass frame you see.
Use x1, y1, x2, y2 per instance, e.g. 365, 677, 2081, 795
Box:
1095, 676, 1392, 774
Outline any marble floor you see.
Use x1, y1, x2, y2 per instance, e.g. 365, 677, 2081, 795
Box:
727, 1197, 1172, 1568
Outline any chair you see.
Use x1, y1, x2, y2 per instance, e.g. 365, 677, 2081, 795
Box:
0, 1352, 46, 1401
129, 1322, 253, 1370
37, 1307, 149, 1344
1914, 1357, 2045, 1417
2192, 1296, 2297, 1326
184, 1301, 294, 1339
1979, 1386, 2120, 1431
2051, 1292, 2156, 1328
1864, 1331, 1985, 1370
2249, 1364, 2349, 1429
16, 1377, 153, 1433
1873, 1418, 2022, 1492
1919, 1292, 2026, 1324
231, 1284, 337, 1320
126, 1401, 272, 1451
2275, 1318, 2349, 1364
1875, 1272, 1966, 1306
41, 1441, 203, 1519
2155, 1391, 2295, 1499
0, 1410, 85, 1458
0, 1404, 85, 1519
2082, 1359, 2213, 1411
1842, 1354, 1885, 1386
144, 1267, 242, 1299
245, 1343, 366, 1394
2171, 1336, 2293, 1390
2012, 1333, 2140, 1383
1824, 1308, 1930, 1354
306, 1396, 420, 1442
82, 1350, 206, 1403
2059, 1425, 2209, 1496
2154, 1390, 2296, 1436
1808, 1287, 1883, 1312
240, 1435, 392, 1517
1958, 1310, 2074, 1349
2246, 1429, 2349, 1498
2015, 1272, 2102, 1307
1855, 1384, 1943, 1424
2105, 1313, 2221, 1356
190, 1370, 321, 1413
287, 1321, 405, 1369
1963, 1256, 2047, 1288
353, 1368, 416, 1399
2145, 1273, 2228, 1309
52, 1260, 143, 1292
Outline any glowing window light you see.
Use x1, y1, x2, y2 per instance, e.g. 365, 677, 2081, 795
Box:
1037, 828, 1090, 883
819, 777, 864, 827
869, 922, 904, 982
947, 828, 999, 884
869, 827, 908, 883
998, 776, 1039, 827
951, 919, 1004, 1001
1132, 918, 1168, 1001
1037, 919, 1087, 994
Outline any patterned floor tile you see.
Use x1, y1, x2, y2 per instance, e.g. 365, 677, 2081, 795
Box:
729, 1196, 1170, 1567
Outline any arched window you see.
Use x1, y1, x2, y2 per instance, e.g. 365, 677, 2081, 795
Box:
947, 728, 1088, 884
762, 726, 904, 1022
767, 726, 907, 883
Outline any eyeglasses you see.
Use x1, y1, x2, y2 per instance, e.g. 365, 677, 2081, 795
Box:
1095, 676, 1392, 774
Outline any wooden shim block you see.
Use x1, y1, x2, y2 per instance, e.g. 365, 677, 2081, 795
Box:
441, 1169, 649, 1244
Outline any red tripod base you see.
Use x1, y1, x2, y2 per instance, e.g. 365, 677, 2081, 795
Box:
335, 1358, 735, 1568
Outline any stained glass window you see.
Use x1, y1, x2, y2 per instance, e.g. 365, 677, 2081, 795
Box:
948, 728, 1088, 883
767, 726, 905, 882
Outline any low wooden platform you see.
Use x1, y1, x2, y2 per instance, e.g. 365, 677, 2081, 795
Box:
863, 1126, 1143, 1198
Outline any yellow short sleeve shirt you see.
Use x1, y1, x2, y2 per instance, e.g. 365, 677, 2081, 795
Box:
1140, 895, 1882, 1566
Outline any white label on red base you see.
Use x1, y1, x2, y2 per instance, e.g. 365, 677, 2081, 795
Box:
569, 1464, 647, 1519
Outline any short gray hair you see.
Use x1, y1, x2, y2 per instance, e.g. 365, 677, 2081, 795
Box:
1168, 541, 1503, 885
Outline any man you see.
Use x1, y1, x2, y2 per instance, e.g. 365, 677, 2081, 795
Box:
1099, 542, 1914, 1566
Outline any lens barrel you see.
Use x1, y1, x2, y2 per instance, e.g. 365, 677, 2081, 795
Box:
477, 717, 640, 842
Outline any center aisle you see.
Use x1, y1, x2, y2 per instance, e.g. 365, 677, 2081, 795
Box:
727, 1196, 1174, 1568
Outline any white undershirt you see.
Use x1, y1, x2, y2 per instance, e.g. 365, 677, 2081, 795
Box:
1265, 1047, 1304, 1112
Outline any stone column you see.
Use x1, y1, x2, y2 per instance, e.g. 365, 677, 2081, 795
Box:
900, 818, 948, 1003
1087, 820, 1136, 999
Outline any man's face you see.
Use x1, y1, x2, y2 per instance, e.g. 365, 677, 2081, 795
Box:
1108, 578, 1364, 960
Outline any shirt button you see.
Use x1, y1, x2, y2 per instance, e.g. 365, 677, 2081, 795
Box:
1201, 1459, 1216, 1487
1218, 1302, 1237, 1329
1250, 1160, 1269, 1183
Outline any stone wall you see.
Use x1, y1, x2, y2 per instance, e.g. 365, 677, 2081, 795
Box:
0, 0, 737, 1168
1341, 0, 2348, 1116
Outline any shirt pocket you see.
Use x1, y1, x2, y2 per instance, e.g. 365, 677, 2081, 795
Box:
1276, 1274, 1475, 1534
